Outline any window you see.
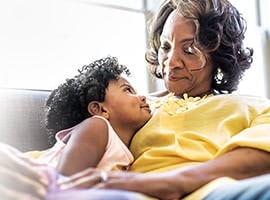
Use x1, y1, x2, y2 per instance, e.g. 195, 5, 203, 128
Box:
1, 0, 269, 97
230, 0, 268, 97
0, 0, 149, 94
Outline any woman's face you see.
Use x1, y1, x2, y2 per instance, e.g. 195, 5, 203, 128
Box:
158, 10, 213, 97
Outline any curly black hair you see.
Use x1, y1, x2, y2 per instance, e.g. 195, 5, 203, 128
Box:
145, 0, 253, 94
45, 56, 130, 144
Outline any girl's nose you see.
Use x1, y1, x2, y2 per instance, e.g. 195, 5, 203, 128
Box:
139, 95, 146, 102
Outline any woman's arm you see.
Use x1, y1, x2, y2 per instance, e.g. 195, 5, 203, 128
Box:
59, 147, 270, 200
103, 147, 270, 199
171, 147, 270, 196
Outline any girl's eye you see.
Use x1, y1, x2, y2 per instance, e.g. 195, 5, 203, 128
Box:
125, 87, 135, 94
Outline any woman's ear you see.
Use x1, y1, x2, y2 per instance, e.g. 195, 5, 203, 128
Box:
87, 102, 109, 118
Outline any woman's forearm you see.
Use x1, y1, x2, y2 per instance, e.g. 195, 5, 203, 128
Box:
178, 147, 270, 195
201, 147, 270, 179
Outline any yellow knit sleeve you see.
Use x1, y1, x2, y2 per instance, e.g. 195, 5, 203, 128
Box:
216, 106, 270, 156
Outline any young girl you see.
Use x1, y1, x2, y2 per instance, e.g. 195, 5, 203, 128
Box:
38, 56, 152, 176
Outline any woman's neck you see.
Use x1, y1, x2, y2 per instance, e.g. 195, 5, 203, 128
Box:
178, 89, 214, 98
150, 89, 214, 98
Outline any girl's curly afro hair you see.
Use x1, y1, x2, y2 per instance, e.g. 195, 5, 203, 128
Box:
45, 56, 130, 144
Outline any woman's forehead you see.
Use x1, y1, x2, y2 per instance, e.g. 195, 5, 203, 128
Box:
162, 10, 195, 39
168, 10, 192, 24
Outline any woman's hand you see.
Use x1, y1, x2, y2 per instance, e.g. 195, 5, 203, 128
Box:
0, 143, 49, 200
58, 168, 106, 189
97, 171, 185, 200
58, 168, 185, 200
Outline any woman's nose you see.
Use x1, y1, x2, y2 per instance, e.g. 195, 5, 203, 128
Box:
165, 50, 184, 69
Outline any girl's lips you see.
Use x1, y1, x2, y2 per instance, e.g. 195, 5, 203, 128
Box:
141, 105, 151, 113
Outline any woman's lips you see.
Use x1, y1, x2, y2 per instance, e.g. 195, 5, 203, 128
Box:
168, 74, 186, 81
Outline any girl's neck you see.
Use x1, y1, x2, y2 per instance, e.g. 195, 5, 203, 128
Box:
114, 127, 134, 147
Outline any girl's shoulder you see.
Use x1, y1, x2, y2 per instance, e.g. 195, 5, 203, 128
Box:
79, 115, 109, 131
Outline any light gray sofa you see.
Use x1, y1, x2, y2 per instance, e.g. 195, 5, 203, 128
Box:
0, 88, 53, 152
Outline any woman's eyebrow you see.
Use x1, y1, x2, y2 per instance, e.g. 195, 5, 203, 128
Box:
160, 35, 194, 44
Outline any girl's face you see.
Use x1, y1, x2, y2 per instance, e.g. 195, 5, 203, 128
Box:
158, 10, 213, 97
103, 76, 151, 133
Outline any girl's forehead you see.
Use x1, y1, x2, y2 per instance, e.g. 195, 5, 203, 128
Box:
118, 74, 131, 84
117, 75, 138, 92
108, 75, 132, 88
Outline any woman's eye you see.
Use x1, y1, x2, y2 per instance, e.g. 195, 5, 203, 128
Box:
159, 42, 170, 51
184, 46, 194, 54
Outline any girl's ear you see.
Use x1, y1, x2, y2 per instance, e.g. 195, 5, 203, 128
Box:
87, 101, 109, 119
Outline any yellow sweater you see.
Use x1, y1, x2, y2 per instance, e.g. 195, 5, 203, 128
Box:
129, 93, 270, 199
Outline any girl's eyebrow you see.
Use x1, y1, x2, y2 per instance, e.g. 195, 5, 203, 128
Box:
120, 83, 137, 93
120, 82, 132, 87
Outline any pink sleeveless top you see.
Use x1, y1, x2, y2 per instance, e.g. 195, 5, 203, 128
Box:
38, 116, 134, 171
